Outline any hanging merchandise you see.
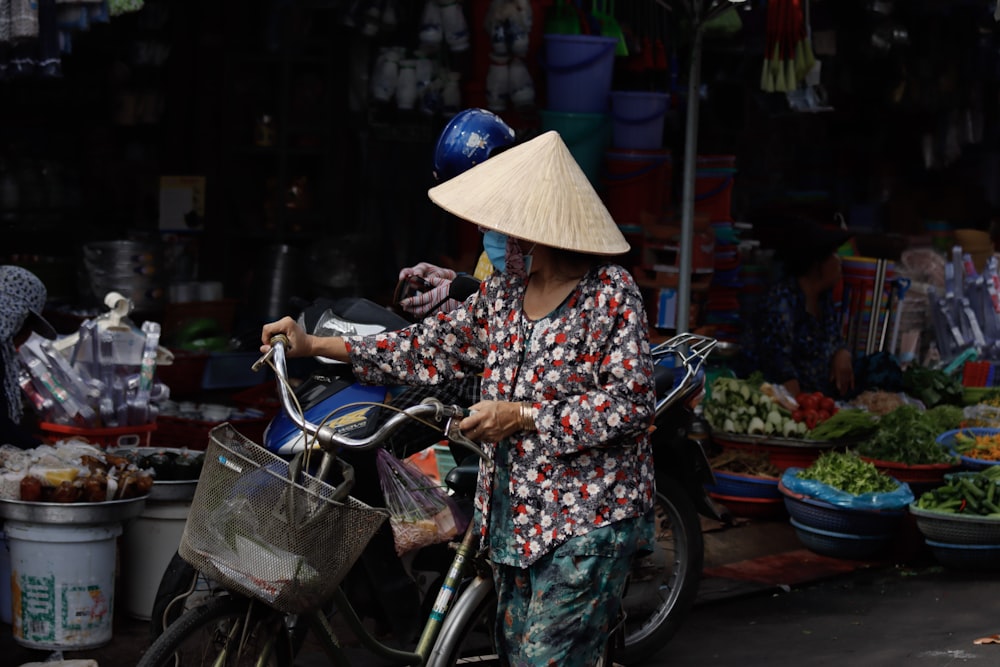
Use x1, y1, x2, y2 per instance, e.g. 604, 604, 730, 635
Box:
926, 248, 1000, 367
760, 0, 816, 93
484, 0, 534, 112
418, 0, 469, 53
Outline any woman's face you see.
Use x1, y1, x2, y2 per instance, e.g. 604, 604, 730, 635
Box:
818, 252, 842, 289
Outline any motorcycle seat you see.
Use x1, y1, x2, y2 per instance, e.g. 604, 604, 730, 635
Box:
445, 462, 479, 498
653, 363, 686, 399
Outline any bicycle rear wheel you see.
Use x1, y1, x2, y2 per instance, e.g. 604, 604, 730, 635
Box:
137, 595, 295, 667
619, 475, 704, 663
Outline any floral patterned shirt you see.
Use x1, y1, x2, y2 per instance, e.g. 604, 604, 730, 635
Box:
741, 276, 846, 394
345, 264, 656, 567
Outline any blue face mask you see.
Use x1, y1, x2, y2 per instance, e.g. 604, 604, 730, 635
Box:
482, 230, 508, 273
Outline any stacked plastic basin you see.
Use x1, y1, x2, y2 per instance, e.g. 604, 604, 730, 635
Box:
604, 91, 672, 233
540, 33, 618, 188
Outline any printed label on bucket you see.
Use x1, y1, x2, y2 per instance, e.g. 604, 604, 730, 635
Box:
16, 574, 56, 643
14, 573, 112, 646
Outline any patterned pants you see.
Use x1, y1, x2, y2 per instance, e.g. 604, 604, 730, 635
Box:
492, 546, 633, 667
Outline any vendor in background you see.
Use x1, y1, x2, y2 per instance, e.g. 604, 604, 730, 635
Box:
740, 218, 855, 398
0, 265, 58, 448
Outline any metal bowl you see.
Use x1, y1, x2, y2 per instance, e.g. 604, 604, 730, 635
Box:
148, 479, 199, 502
0, 495, 147, 524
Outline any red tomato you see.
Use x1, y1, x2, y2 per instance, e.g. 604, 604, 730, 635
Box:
818, 409, 831, 422
798, 394, 817, 410
804, 409, 819, 430
820, 397, 835, 412
792, 409, 804, 422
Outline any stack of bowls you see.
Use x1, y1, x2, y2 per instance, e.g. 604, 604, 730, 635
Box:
910, 503, 1000, 571
779, 480, 904, 559
82, 240, 164, 314
705, 471, 785, 519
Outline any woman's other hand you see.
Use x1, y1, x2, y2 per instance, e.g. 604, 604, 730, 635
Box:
831, 348, 855, 396
460, 400, 533, 443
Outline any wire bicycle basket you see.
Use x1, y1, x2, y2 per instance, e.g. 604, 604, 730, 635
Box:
178, 424, 388, 613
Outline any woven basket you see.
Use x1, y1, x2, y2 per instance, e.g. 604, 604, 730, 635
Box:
790, 518, 893, 560
778, 481, 905, 536
925, 540, 1000, 571
909, 504, 1000, 545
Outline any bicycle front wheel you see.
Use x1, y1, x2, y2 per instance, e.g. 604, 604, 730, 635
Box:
137, 595, 296, 667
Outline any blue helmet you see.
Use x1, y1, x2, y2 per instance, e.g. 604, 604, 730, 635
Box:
433, 108, 516, 181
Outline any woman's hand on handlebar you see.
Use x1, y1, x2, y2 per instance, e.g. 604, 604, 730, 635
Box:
260, 317, 312, 357
460, 400, 535, 443
260, 316, 350, 362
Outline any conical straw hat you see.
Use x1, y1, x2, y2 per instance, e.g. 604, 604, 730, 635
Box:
428, 130, 629, 256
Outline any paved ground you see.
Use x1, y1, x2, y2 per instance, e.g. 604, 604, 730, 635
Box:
5, 515, 1000, 666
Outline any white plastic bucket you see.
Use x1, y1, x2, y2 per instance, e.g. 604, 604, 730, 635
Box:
7, 520, 121, 649
122, 501, 192, 620
0, 529, 11, 625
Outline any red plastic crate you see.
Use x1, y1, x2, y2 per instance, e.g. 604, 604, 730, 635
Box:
151, 415, 270, 450
38, 421, 156, 448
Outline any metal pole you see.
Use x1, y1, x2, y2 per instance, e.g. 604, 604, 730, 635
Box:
677, 16, 704, 334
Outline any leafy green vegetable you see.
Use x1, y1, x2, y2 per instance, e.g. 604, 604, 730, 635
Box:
797, 450, 898, 495
855, 404, 958, 465
924, 404, 964, 434
902, 365, 964, 408
806, 409, 878, 441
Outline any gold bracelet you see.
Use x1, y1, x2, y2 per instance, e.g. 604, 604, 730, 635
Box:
519, 402, 536, 432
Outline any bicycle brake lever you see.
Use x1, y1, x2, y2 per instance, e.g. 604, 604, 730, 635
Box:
445, 418, 492, 468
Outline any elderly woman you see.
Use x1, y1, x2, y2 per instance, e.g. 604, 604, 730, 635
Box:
0, 265, 57, 448
262, 131, 655, 666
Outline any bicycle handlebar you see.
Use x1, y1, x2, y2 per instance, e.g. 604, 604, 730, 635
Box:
254, 336, 490, 463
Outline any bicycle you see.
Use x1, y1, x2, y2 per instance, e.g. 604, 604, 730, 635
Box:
138, 331, 716, 667
136, 334, 499, 667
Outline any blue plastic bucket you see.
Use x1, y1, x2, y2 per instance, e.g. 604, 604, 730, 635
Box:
540, 109, 611, 187
610, 91, 670, 149
543, 34, 618, 113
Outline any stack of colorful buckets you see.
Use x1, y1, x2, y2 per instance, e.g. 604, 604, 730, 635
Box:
540, 33, 620, 186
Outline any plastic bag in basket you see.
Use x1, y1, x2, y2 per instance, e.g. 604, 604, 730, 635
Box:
963, 404, 1000, 428
376, 448, 469, 556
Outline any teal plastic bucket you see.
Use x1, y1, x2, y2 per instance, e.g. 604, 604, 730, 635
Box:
610, 91, 670, 150
540, 110, 611, 187
543, 34, 618, 113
